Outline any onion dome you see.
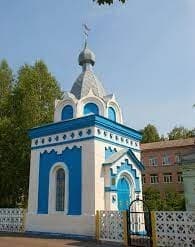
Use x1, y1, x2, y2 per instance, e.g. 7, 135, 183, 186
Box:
70, 42, 106, 100
78, 42, 95, 66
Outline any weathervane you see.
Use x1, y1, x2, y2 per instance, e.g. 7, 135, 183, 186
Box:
83, 24, 91, 47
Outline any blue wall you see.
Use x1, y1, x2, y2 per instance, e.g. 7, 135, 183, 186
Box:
108, 107, 116, 121
83, 103, 99, 115
105, 146, 117, 159
61, 105, 73, 120
38, 146, 82, 215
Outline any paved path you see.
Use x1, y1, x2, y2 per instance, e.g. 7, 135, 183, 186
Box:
0, 236, 119, 247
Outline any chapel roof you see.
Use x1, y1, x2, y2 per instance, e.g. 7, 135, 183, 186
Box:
103, 148, 144, 171
70, 42, 106, 100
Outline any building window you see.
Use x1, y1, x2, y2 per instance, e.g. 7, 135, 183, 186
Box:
177, 172, 183, 183
56, 168, 65, 211
61, 105, 73, 120
162, 154, 170, 165
163, 173, 172, 183
142, 175, 146, 184
149, 157, 158, 166
150, 174, 159, 184
175, 154, 181, 164
108, 107, 116, 121
83, 103, 99, 115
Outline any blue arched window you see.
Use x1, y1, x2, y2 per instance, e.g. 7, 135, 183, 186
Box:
61, 105, 73, 120
108, 107, 116, 121
83, 103, 99, 115
56, 168, 65, 211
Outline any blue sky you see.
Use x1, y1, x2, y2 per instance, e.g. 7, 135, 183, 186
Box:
0, 0, 194, 135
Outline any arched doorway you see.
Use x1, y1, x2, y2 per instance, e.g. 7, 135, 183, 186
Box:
117, 176, 131, 211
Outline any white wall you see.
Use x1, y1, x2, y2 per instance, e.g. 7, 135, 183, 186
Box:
25, 214, 95, 237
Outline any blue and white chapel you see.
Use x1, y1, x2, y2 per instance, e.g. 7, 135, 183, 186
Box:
26, 41, 144, 237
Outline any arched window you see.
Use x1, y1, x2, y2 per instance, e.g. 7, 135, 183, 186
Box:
108, 106, 116, 121
61, 105, 73, 120
83, 103, 99, 115
56, 168, 65, 211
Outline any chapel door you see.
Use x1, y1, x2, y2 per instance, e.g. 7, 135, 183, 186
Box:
117, 177, 131, 211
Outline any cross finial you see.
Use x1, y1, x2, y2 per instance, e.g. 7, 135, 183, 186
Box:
83, 24, 91, 47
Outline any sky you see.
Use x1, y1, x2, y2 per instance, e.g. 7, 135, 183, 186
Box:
0, 0, 195, 135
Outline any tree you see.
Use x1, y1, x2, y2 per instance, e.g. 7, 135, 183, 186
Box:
164, 191, 185, 211
0, 60, 13, 118
168, 126, 193, 140
143, 187, 185, 211
95, 0, 126, 5
0, 60, 16, 207
141, 124, 160, 143
12, 60, 62, 206
0, 60, 62, 207
143, 187, 164, 211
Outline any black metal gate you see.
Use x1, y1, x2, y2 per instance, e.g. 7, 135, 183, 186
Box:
127, 198, 152, 247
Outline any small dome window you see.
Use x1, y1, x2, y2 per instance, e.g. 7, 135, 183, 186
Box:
108, 106, 116, 121
61, 105, 73, 120
84, 103, 99, 115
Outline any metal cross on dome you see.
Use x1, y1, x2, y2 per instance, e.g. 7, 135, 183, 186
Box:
83, 24, 91, 45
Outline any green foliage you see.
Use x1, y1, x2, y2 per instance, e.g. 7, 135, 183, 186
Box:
94, 0, 126, 5
141, 124, 160, 143
143, 187, 185, 211
0, 60, 62, 207
14, 60, 62, 128
143, 187, 163, 211
0, 60, 13, 118
164, 191, 185, 211
168, 126, 193, 140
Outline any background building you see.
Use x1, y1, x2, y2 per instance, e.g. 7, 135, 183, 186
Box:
141, 138, 195, 196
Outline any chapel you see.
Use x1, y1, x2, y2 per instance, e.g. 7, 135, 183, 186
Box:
26, 41, 144, 237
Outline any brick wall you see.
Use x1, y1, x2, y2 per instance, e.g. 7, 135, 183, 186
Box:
141, 139, 195, 196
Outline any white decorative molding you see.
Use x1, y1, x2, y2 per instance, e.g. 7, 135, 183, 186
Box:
31, 126, 140, 153
94, 127, 140, 151
107, 99, 123, 124
155, 211, 195, 247
0, 208, 25, 232
54, 92, 77, 122
99, 210, 124, 242
31, 127, 94, 149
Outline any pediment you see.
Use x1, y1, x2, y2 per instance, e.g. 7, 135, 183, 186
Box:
103, 148, 144, 171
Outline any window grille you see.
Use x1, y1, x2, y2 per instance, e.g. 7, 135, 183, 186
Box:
56, 168, 65, 211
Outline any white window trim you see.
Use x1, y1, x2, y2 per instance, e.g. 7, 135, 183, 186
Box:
150, 175, 159, 184
162, 155, 170, 165
48, 162, 69, 214
149, 157, 158, 166
163, 174, 172, 183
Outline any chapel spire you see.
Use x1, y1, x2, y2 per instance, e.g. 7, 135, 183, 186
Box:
70, 27, 106, 100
